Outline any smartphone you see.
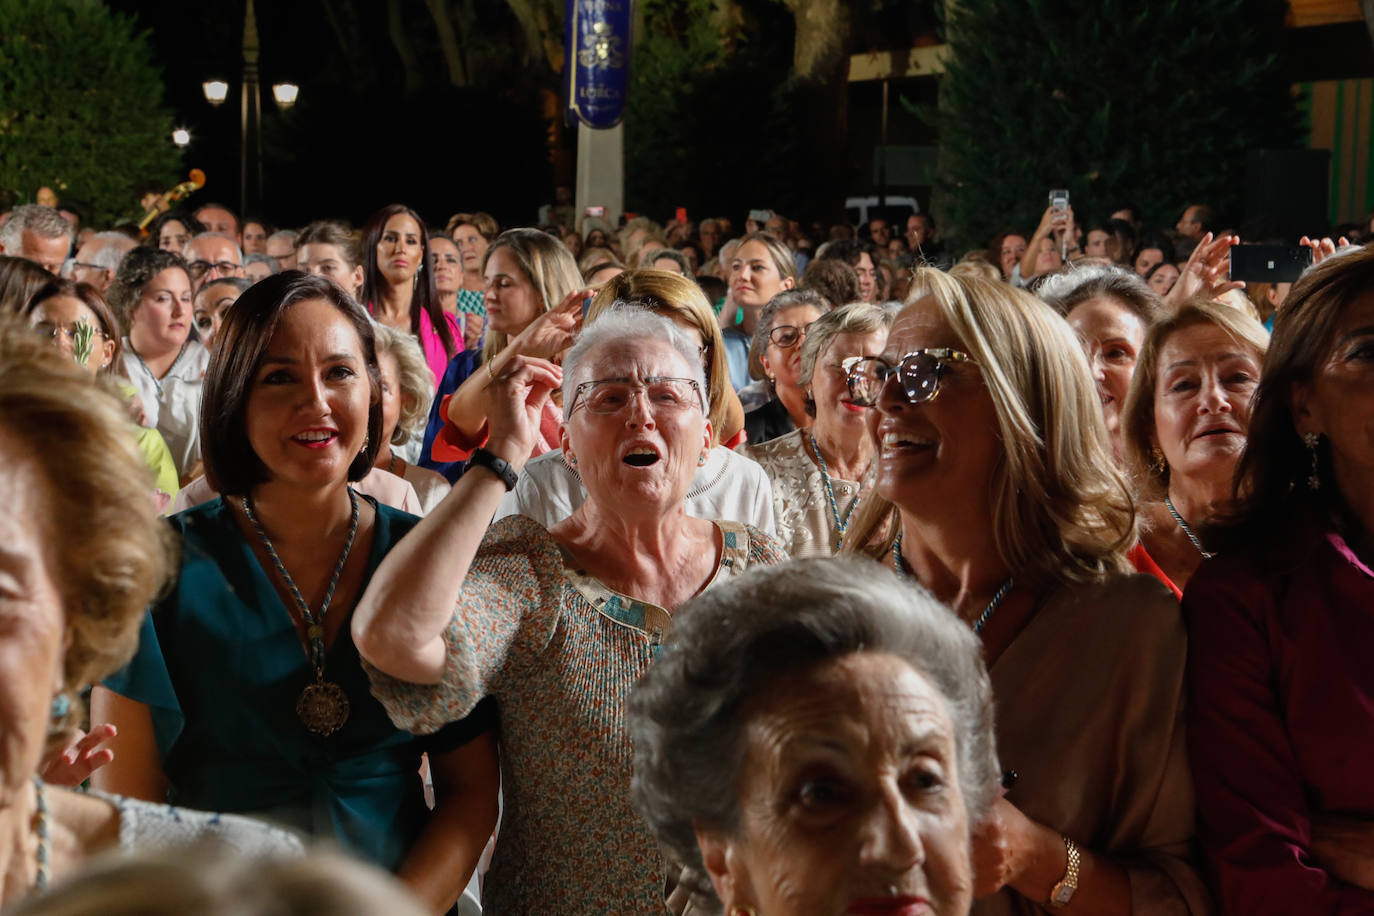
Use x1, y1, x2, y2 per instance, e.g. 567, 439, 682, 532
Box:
584, 205, 605, 218
675, 207, 688, 224
1048, 189, 1070, 211
580, 289, 594, 318
748, 208, 772, 223
1229, 245, 1312, 283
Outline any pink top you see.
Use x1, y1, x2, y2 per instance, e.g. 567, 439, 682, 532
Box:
418, 310, 462, 389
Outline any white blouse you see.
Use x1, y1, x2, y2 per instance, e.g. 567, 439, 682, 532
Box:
121, 338, 210, 480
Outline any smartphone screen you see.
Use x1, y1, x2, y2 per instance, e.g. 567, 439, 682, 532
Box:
1049, 189, 1069, 211
1229, 245, 1312, 283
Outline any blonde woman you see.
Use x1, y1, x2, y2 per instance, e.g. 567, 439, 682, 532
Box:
372, 323, 452, 514
842, 270, 1209, 915
419, 228, 584, 481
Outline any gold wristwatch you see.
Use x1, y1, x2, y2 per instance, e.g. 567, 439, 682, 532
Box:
1048, 835, 1080, 908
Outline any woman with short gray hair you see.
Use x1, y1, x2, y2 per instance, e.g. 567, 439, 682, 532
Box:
740, 288, 826, 442
354, 306, 786, 912
744, 302, 890, 557
629, 555, 1000, 916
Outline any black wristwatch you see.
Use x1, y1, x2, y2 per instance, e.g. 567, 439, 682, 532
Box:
468, 447, 519, 491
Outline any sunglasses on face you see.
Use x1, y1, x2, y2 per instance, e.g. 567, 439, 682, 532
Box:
845, 348, 977, 407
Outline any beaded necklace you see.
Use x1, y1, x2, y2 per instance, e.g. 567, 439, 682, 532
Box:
809, 430, 867, 548
242, 488, 359, 735
33, 778, 49, 892
892, 532, 1014, 634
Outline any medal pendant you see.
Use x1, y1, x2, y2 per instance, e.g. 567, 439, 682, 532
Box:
297, 679, 350, 736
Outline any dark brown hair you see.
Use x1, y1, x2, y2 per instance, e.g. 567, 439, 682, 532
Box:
106, 247, 189, 329
200, 272, 382, 495
358, 204, 456, 360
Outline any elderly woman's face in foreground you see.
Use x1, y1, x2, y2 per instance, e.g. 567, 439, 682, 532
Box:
701, 652, 974, 916
0, 433, 65, 807
563, 336, 710, 511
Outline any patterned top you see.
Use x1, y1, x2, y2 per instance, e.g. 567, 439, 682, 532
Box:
743, 427, 869, 558
365, 514, 786, 913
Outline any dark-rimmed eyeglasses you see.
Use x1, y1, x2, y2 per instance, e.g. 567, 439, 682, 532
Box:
187, 259, 240, 279
767, 324, 809, 349
845, 348, 976, 406
568, 376, 705, 417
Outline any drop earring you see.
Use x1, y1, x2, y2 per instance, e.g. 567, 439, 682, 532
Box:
1150, 447, 1167, 476
1303, 432, 1321, 490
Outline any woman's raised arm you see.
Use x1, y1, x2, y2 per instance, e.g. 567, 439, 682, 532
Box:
353, 356, 562, 684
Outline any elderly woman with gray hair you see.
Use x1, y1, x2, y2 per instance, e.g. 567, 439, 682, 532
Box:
629, 555, 1001, 915
744, 302, 891, 556
353, 306, 786, 912
739, 288, 826, 443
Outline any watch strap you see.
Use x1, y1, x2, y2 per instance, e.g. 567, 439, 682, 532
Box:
468, 447, 518, 491
1048, 835, 1080, 908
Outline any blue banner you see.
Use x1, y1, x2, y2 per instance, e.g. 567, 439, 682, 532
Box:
564, 0, 631, 129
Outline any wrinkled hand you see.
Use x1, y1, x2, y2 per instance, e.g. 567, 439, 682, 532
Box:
510, 288, 592, 363
39, 724, 118, 787
126, 391, 148, 427
1166, 232, 1243, 308
1311, 813, 1374, 891
463, 312, 485, 350
1300, 235, 1352, 268
485, 355, 562, 471
970, 796, 1039, 898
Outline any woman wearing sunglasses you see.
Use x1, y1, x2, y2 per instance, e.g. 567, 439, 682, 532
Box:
744, 302, 889, 557
740, 288, 824, 444
353, 306, 785, 912
843, 269, 1209, 915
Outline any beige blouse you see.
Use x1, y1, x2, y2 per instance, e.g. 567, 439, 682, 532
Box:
742, 428, 868, 558
976, 573, 1212, 915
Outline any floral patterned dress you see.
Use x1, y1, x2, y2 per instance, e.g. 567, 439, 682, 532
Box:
364, 514, 786, 913
743, 427, 870, 558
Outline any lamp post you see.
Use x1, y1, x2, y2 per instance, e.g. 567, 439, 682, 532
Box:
198, 1, 297, 216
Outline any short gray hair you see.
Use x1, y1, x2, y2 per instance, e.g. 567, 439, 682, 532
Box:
798, 300, 892, 416
0, 204, 74, 252
85, 232, 137, 271
184, 232, 243, 264
1036, 262, 1161, 326
268, 229, 298, 247
244, 253, 281, 273
628, 556, 1000, 912
561, 304, 707, 417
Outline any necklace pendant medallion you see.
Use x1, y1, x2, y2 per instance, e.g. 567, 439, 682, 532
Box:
297, 678, 350, 736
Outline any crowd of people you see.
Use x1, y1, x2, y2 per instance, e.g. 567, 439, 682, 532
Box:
0, 189, 1372, 916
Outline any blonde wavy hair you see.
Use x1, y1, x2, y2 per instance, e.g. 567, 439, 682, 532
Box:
0, 315, 174, 742
842, 269, 1136, 592
371, 322, 436, 444
588, 269, 731, 445
479, 228, 582, 366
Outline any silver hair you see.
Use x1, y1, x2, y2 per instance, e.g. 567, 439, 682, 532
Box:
628, 556, 1001, 913
1035, 261, 1161, 325
84, 232, 137, 271
0, 204, 74, 252
244, 253, 281, 272
561, 304, 707, 418
184, 232, 243, 264
268, 229, 298, 247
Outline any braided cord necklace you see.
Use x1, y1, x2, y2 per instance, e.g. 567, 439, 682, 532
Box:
242, 487, 359, 735
1165, 496, 1215, 559
893, 532, 1014, 635
809, 429, 865, 548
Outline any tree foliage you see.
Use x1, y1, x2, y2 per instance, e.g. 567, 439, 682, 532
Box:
931, 0, 1300, 252
0, 0, 182, 223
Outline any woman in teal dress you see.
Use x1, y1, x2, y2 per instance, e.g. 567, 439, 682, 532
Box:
92, 272, 499, 912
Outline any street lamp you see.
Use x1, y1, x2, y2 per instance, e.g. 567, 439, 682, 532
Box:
172, 127, 192, 148
202, 80, 229, 107
272, 82, 299, 109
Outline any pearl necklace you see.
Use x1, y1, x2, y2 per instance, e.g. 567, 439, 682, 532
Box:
892, 532, 1014, 634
